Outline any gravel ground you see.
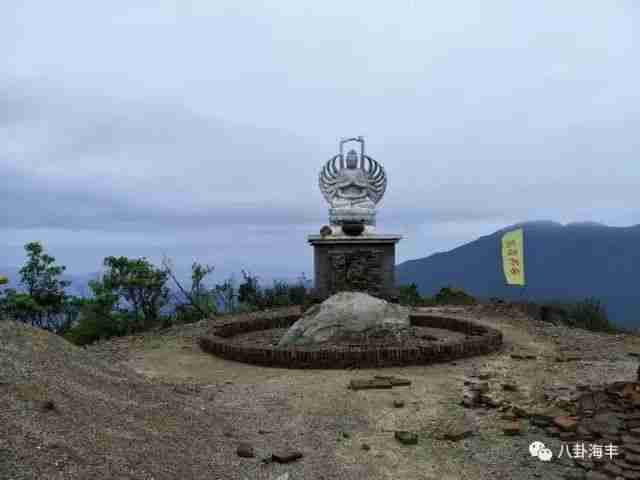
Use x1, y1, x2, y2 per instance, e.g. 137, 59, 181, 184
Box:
2, 305, 640, 479
227, 325, 466, 349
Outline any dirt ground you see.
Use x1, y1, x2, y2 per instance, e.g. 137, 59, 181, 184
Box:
3, 305, 640, 479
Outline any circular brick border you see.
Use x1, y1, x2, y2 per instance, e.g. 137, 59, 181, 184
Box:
198, 306, 503, 369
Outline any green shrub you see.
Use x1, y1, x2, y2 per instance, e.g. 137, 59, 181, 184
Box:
434, 286, 476, 305
64, 304, 128, 345
566, 298, 615, 332
237, 272, 309, 311
534, 298, 617, 333
398, 283, 422, 306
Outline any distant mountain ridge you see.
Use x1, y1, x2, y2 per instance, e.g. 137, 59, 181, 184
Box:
397, 221, 640, 327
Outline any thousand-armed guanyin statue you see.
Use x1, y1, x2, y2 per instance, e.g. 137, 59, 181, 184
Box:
308, 137, 402, 300
318, 136, 387, 231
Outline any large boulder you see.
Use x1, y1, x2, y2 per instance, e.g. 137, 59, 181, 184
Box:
277, 291, 411, 347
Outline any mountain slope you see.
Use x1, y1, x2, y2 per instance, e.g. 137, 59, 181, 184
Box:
397, 221, 640, 326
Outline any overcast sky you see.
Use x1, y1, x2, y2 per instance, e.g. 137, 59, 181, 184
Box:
2, 1, 638, 283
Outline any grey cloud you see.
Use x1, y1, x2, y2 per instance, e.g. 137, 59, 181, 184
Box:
1, 1, 639, 275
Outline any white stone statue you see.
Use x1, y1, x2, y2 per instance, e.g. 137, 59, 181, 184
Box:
319, 137, 386, 227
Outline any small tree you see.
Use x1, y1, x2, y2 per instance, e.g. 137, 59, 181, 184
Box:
0, 242, 71, 331
214, 278, 237, 313
238, 270, 260, 307
163, 258, 217, 324
568, 297, 613, 332
98, 256, 170, 332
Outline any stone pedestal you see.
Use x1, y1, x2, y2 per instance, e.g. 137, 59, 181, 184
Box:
308, 233, 402, 301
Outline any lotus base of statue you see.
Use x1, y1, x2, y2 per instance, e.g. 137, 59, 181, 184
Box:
329, 207, 376, 226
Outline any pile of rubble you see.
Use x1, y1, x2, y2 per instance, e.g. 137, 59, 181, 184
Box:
463, 372, 640, 479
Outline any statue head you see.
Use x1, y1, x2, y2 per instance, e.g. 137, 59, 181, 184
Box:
345, 149, 359, 169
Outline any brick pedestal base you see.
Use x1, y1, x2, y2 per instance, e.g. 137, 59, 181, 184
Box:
308, 233, 402, 300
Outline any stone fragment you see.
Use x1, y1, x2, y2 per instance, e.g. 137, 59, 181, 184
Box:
576, 424, 594, 440
503, 421, 521, 436
623, 384, 640, 398
462, 390, 480, 408
349, 379, 393, 390
236, 443, 255, 458
272, 449, 303, 464
480, 393, 502, 408
554, 416, 579, 432
468, 381, 490, 394
394, 431, 418, 445
510, 353, 537, 360
40, 400, 56, 412
388, 377, 412, 387
512, 404, 529, 418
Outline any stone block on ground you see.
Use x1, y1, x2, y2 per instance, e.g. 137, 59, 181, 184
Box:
236, 443, 255, 458
554, 415, 579, 432
349, 378, 393, 390
271, 449, 303, 464
394, 431, 418, 445
503, 421, 521, 436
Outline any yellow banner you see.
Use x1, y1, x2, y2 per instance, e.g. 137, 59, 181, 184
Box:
501, 228, 525, 286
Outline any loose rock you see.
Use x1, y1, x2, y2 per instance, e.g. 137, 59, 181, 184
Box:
236, 443, 255, 458
394, 431, 418, 445
272, 449, 303, 464
503, 421, 521, 436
